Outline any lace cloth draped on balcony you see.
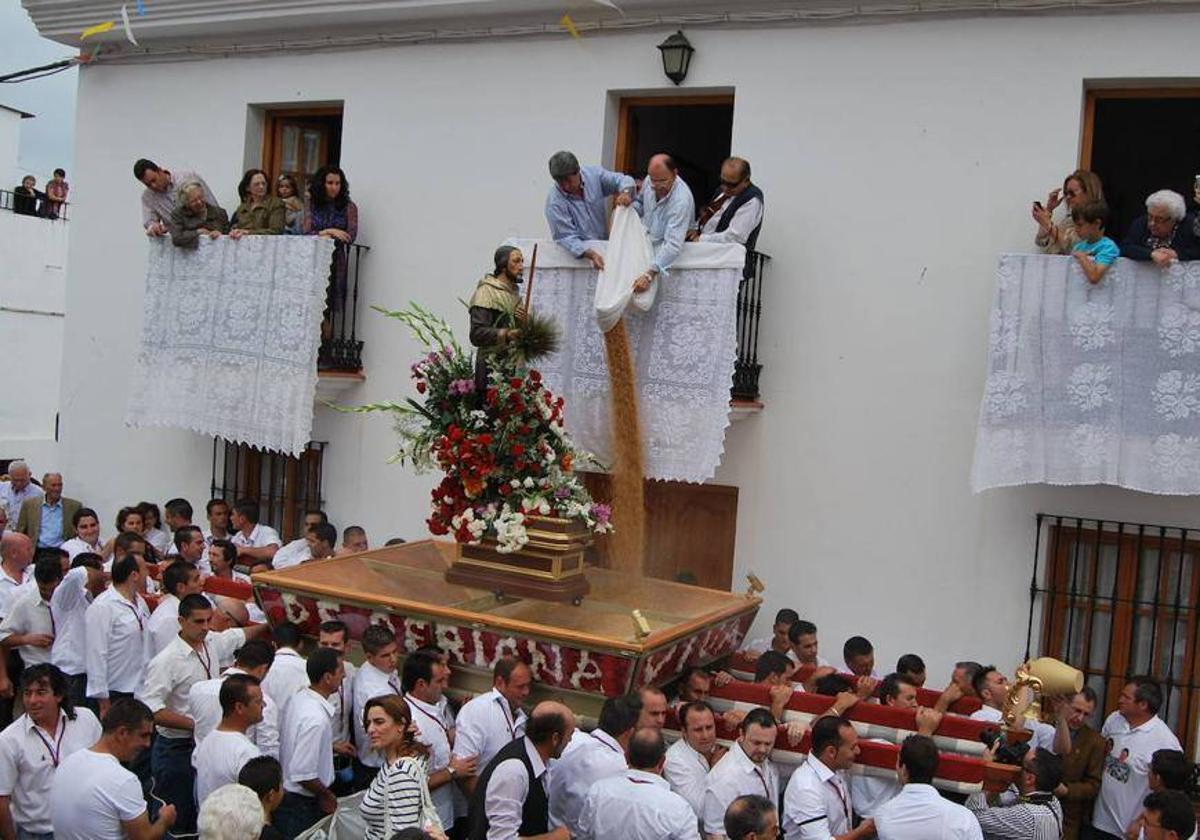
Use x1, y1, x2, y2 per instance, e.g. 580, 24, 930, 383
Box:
973, 254, 1200, 495
513, 239, 744, 483
126, 236, 335, 455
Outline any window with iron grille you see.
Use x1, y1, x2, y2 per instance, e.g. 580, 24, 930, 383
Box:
210, 439, 326, 543
1031, 514, 1200, 753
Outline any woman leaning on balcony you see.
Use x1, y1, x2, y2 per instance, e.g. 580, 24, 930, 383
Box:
305, 165, 359, 320
168, 179, 229, 249
229, 168, 286, 239
1032, 169, 1104, 254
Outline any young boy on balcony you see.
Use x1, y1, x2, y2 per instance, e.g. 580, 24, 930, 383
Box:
1071, 200, 1119, 284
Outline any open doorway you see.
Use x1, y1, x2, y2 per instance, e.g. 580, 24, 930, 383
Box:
614, 94, 734, 210
1083, 89, 1200, 240
260, 106, 344, 189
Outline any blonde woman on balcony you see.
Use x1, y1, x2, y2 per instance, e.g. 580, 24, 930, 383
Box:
1032, 169, 1104, 254
229, 169, 285, 239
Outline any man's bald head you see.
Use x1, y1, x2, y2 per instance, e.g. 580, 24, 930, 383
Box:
647, 154, 678, 199
527, 700, 576, 759
0, 532, 33, 570
628, 726, 667, 772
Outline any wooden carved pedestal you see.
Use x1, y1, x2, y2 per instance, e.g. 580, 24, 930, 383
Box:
445, 515, 591, 603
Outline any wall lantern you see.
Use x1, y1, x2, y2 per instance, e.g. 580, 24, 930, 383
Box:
657, 30, 694, 86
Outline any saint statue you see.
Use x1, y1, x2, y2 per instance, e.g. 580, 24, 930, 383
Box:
468, 245, 528, 395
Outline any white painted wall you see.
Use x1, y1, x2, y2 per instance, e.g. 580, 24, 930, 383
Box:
0, 108, 22, 188
58, 10, 1200, 686
0, 210, 67, 471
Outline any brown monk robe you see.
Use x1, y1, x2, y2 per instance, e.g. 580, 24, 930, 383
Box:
468, 245, 526, 396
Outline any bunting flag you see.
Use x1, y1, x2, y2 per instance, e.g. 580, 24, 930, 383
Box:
559, 13, 582, 39
80, 20, 115, 39
120, 5, 139, 45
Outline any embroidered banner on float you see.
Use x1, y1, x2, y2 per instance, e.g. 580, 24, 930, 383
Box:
126, 236, 335, 455
972, 253, 1200, 495
510, 239, 744, 484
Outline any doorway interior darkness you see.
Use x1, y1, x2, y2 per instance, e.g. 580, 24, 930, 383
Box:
614, 95, 735, 211
1083, 89, 1200, 241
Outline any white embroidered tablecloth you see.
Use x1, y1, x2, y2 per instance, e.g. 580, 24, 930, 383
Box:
126, 236, 335, 455
972, 253, 1200, 494
510, 239, 744, 483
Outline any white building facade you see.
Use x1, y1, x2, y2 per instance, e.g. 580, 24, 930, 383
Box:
21, 0, 1200, 737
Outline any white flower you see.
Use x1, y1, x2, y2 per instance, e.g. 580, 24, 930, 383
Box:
523, 477, 535, 489
493, 507, 529, 554
1066, 363, 1113, 412
1150, 433, 1200, 479
1153, 370, 1200, 421
1159, 303, 1200, 358
983, 371, 1028, 419
1068, 302, 1116, 351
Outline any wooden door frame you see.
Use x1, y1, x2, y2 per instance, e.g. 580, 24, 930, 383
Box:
260, 106, 344, 178
1080, 87, 1200, 169
614, 94, 735, 174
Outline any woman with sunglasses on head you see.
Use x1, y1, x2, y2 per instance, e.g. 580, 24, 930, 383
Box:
359, 695, 446, 840
1032, 169, 1105, 254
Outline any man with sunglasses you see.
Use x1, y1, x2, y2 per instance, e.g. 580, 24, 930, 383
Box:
688, 157, 764, 278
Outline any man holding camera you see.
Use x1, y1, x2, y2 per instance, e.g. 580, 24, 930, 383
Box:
965, 747, 1065, 839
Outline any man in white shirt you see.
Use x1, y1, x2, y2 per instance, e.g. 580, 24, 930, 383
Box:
0, 556, 61, 672
171, 524, 212, 576
725, 794, 780, 840
703, 708, 781, 839
192, 673, 263, 806
84, 554, 151, 715
789, 620, 835, 670
851, 673, 944, 820
49, 697, 176, 840
49, 553, 104, 708
842, 636, 882, 680
147, 561, 204, 657
261, 622, 308, 711
188, 638, 277, 753
968, 665, 1061, 754
874, 734, 982, 840
59, 507, 103, 560
467, 700, 575, 840
276, 648, 345, 838
339, 525, 369, 555
203, 498, 232, 546
229, 500, 280, 564
782, 715, 875, 840
137, 593, 254, 835
689, 157, 765, 256
162, 497, 195, 544
0, 463, 40, 526
272, 521, 337, 571
667, 700, 728, 818
580, 726, 700, 840
316, 619, 355, 752
640, 685, 669, 730
404, 648, 471, 832
453, 655, 531, 794
547, 693, 639, 834
0, 533, 33, 731
0, 664, 102, 839
1091, 678, 1183, 839
350, 624, 402, 784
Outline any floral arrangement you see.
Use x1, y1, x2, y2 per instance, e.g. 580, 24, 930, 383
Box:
345, 303, 612, 553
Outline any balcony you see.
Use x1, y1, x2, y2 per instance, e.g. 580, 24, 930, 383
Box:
316, 242, 369, 399
730, 250, 768, 415
0, 188, 68, 221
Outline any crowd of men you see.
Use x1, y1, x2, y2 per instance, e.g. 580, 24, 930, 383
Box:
0, 454, 1195, 840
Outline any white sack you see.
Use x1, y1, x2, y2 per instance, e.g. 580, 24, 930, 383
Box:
593, 205, 656, 332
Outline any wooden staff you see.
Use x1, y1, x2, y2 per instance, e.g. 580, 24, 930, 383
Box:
523, 243, 539, 312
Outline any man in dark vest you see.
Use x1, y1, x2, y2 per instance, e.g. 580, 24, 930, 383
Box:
468, 700, 576, 840
688, 156, 765, 278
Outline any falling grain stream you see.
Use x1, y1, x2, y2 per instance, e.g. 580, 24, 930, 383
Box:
601, 319, 645, 575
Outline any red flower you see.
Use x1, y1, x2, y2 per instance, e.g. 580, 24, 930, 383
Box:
416, 381, 427, 394
486, 388, 498, 405
498, 484, 511, 496
530, 370, 542, 383
511, 444, 525, 457
510, 377, 524, 389
449, 425, 464, 442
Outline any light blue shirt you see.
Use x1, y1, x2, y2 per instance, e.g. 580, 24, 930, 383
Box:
636, 175, 696, 278
38, 499, 64, 548
544, 165, 636, 258
1072, 235, 1120, 266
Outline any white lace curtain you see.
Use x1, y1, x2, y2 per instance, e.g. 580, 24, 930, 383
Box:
126, 236, 335, 455
512, 239, 745, 483
972, 254, 1200, 495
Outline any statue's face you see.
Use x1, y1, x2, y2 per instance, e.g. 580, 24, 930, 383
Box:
506, 250, 524, 279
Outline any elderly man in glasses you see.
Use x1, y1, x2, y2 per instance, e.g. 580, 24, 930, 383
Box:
544, 150, 636, 272
1120, 189, 1200, 266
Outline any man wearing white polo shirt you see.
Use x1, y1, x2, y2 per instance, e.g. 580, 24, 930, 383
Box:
147, 561, 204, 657
579, 727, 700, 840
277, 648, 345, 838
49, 698, 176, 840
84, 554, 151, 716
703, 708, 781, 840
351, 624, 402, 786
273, 522, 337, 571
192, 673, 262, 806
172, 525, 211, 575
261, 623, 308, 711
188, 638, 277, 754
0, 557, 62, 670
49, 553, 104, 708
137, 593, 253, 835
546, 693, 638, 835
1091, 678, 1183, 840
666, 700, 727, 818
0, 665, 102, 840
969, 665, 1060, 753
782, 715, 875, 840
874, 734, 982, 840
404, 649, 470, 833
229, 500, 280, 564
453, 655, 532, 793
